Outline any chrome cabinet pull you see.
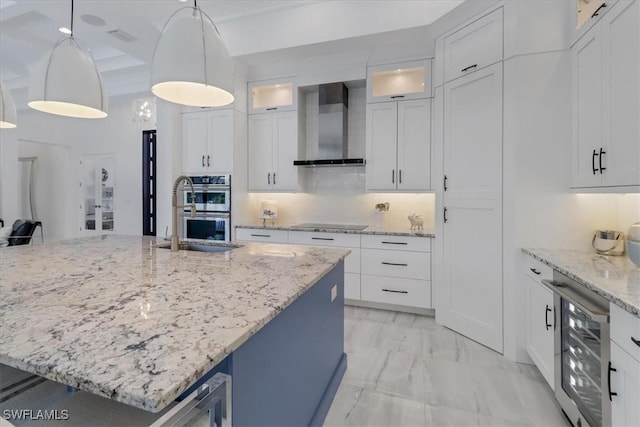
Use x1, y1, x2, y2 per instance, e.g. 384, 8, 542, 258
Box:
461, 64, 478, 73
382, 262, 408, 267
608, 362, 617, 401
592, 2, 607, 18
382, 289, 408, 294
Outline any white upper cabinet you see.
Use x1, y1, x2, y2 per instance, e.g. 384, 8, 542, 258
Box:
248, 78, 297, 114
443, 7, 503, 83
574, 0, 619, 43
247, 111, 299, 192
572, 0, 639, 189
366, 99, 431, 191
366, 60, 431, 103
182, 109, 234, 174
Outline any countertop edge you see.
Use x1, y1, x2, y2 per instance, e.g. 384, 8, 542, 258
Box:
521, 248, 640, 317
235, 224, 435, 238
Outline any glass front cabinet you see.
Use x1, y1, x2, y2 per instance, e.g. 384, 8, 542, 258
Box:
366, 59, 432, 103
79, 154, 116, 234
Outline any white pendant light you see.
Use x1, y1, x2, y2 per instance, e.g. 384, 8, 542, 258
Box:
0, 81, 18, 129
151, 0, 234, 107
28, 0, 108, 119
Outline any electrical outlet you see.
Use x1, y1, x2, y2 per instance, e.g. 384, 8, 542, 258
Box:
331, 285, 337, 302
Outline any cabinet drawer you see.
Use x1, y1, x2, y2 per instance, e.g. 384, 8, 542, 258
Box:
361, 275, 431, 308
235, 228, 288, 243
361, 234, 430, 252
288, 231, 361, 248
523, 255, 553, 282
611, 303, 640, 362
361, 248, 430, 280
443, 7, 503, 83
345, 273, 361, 300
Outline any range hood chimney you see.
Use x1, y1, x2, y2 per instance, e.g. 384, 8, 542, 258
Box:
294, 83, 364, 167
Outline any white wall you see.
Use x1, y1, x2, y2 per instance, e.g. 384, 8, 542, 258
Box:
0, 129, 20, 225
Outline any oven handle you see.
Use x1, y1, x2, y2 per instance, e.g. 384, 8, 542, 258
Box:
541, 279, 609, 322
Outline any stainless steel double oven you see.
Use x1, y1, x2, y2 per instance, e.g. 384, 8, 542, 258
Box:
543, 271, 611, 427
181, 175, 231, 241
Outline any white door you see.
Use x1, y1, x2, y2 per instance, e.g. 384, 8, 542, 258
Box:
182, 111, 208, 173
79, 154, 116, 235
366, 102, 398, 191
272, 111, 298, 191
441, 62, 503, 353
611, 341, 640, 427
207, 109, 234, 173
248, 114, 273, 191
601, 0, 640, 187
397, 99, 431, 191
525, 276, 555, 388
572, 28, 603, 188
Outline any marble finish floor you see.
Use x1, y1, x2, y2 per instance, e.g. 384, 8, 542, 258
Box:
324, 306, 570, 427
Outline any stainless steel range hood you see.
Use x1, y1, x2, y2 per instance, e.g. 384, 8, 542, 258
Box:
294, 83, 364, 167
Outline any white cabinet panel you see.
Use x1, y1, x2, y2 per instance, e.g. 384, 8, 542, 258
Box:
397, 99, 431, 190
366, 102, 398, 191
183, 112, 208, 173
611, 340, 640, 427
361, 234, 431, 252
248, 114, 273, 191
611, 303, 640, 362
525, 273, 555, 389
361, 248, 430, 280
235, 228, 289, 243
287, 231, 361, 248
345, 272, 361, 300
443, 8, 503, 83
361, 275, 431, 308
183, 110, 234, 174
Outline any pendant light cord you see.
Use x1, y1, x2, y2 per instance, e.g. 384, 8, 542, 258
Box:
70, 0, 74, 37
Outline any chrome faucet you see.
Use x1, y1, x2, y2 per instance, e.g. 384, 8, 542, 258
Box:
172, 175, 196, 252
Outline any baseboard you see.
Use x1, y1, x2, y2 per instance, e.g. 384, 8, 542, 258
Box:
345, 299, 435, 317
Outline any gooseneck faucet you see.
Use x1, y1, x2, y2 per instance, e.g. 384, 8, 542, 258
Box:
172, 175, 196, 252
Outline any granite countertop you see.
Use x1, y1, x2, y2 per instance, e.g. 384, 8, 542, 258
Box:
522, 248, 640, 316
236, 223, 435, 238
0, 235, 349, 412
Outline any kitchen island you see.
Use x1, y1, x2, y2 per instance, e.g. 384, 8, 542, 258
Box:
0, 235, 349, 426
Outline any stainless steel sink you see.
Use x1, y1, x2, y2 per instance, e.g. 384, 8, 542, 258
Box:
156, 242, 241, 253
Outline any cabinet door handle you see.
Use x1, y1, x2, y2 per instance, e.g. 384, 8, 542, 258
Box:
461, 64, 478, 73
599, 147, 606, 174
382, 289, 408, 294
382, 262, 408, 267
631, 337, 640, 348
268, 173, 271, 184
399, 169, 402, 184
608, 361, 617, 401
250, 234, 271, 237
444, 207, 448, 223
390, 95, 405, 99
266, 107, 277, 111
207, 155, 210, 167
592, 149, 599, 175
530, 268, 541, 275
545, 305, 552, 331
273, 173, 276, 185
311, 237, 334, 241
392, 169, 395, 184
591, 2, 607, 18
444, 175, 448, 191
202, 155, 205, 167
381, 241, 407, 245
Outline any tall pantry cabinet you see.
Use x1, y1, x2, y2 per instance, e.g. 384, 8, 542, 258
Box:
435, 7, 505, 354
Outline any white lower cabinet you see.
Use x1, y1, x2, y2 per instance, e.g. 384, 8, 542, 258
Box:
523, 255, 555, 389
235, 228, 289, 243
610, 303, 640, 427
361, 235, 431, 309
344, 273, 361, 300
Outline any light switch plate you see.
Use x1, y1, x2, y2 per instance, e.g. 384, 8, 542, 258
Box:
331, 285, 337, 302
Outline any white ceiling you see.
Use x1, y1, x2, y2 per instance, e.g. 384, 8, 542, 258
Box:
0, 0, 492, 104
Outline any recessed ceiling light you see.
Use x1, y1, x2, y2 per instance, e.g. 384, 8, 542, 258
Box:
59, 26, 71, 34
